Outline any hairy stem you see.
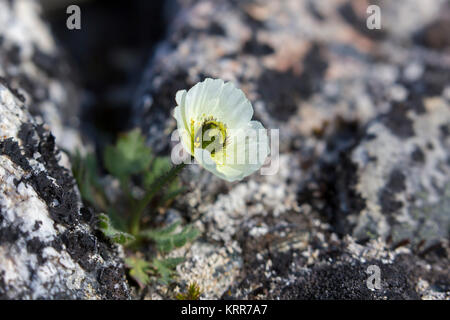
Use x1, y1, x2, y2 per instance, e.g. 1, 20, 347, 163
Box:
129, 163, 186, 235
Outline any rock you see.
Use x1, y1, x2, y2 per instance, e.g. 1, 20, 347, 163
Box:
349, 97, 450, 245
0, 0, 130, 299
175, 241, 242, 299
133, 0, 449, 299
229, 233, 449, 300
414, 2, 450, 50
0, 84, 130, 299
0, 0, 83, 153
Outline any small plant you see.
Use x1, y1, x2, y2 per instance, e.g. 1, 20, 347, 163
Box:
98, 213, 135, 245
71, 128, 198, 288
140, 221, 199, 253
176, 282, 203, 300
125, 256, 151, 288
125, 255, 185, 288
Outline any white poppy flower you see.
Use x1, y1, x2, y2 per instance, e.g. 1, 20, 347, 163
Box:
173, 78, 269, 182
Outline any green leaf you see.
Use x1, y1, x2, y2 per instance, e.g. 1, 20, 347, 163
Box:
98, 213, 135, 244
104, 128, 152, 179
125, 257, 151, 288
144, 157, 172, 189
126, 256, 184, 287
106, 207, 127, 233
140, 222, 199, 253
151, 257, 184, 285
143, 221, 181, 237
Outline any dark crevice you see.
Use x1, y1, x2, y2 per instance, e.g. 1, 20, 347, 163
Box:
44, 1, 170, 150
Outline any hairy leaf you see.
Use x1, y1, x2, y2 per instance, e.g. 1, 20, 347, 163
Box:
144, 157, 171, 188
104, 128, 152, 179
152, 257, 184, 285
140, 222, 199, 253
98, 213, 135, 244
125, 257, 151, 288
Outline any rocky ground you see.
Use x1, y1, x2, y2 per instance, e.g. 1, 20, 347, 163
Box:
1, 0, 449, 299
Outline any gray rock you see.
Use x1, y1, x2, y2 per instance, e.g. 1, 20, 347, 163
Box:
0, 0, 130, 299
0, 0, 84, 153
0, 84, 130, 299
132, 0, 449, 299
350, 97, 450, 245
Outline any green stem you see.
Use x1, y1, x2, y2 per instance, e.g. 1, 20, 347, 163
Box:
129, 163, 186, 235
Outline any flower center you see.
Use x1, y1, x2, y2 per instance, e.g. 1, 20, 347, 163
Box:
191, 118, 227, 156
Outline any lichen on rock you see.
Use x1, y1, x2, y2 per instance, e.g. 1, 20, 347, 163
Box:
0, 0, 129, 299
0, 83, 130, 299
132, 0, 450, 299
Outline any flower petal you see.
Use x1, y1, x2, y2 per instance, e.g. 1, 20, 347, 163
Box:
184, 78, 253, 128
175, 89, 189, 130
213, 121, 269, 181
173, 105, 192, 155
193, 148, 232, 181
217, 81, 253, 128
